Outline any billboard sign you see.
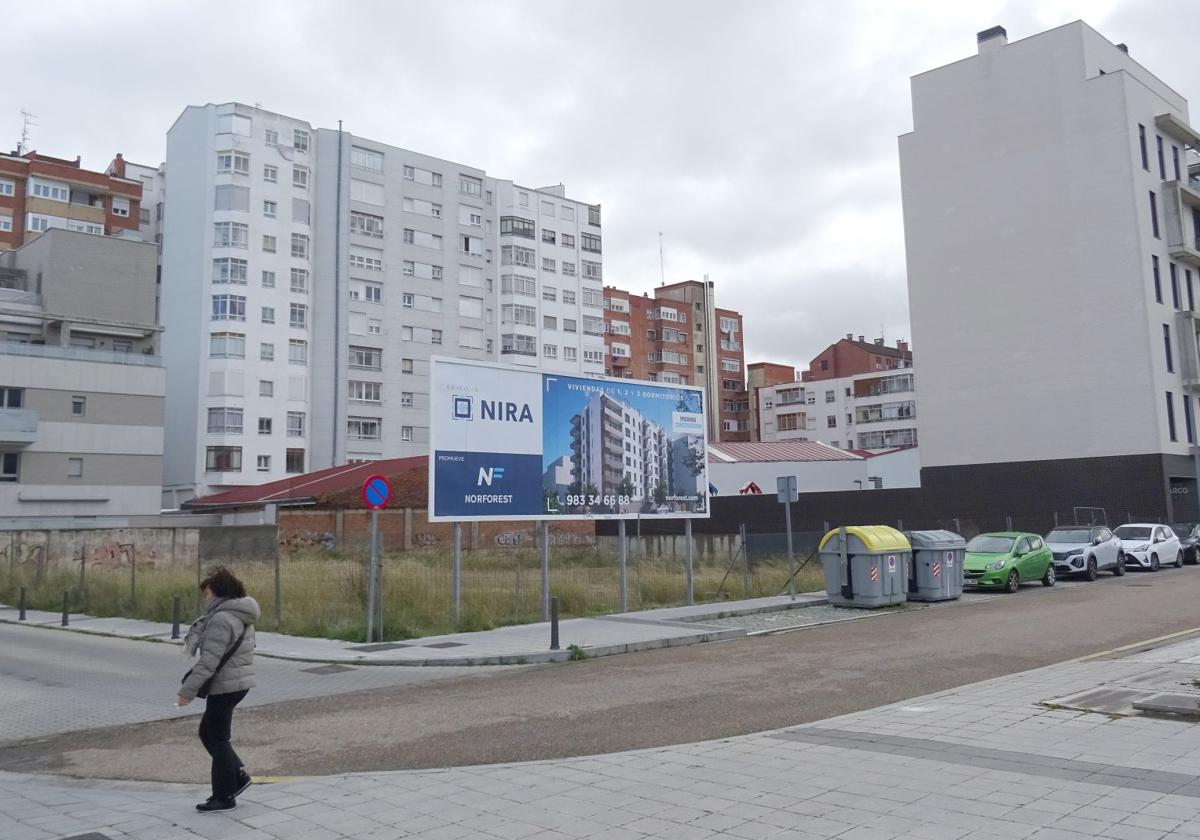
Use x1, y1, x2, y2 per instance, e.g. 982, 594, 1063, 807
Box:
429, 357, 709, 521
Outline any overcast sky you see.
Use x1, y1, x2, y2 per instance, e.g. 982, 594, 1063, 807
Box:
4, 0, 1197, 371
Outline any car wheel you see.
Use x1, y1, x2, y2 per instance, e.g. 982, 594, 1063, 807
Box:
1084, 557, 1098, 582
1113, 554, 1126, 576
1176, 551, 1183, 569
1005, 569, 1020, 593
1150, 554, 1161, 572
1042, 565, 1056, 587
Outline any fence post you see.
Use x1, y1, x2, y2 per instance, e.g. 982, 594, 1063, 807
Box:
18, 586, 26, 621
61, 589, 69, 627
540, 521, 550, 621
1054, 511, 1060, 526
127, 544, 136, 609
273, 551, 282, 630
741, 523, 751, 597
684, 519, 694, 606
618, 519, 628, 613
452, 522, 462, 627
78, 547, 87, 602
171, 595, 182, 640
784, 501, 796, 601
549, 596, 560, 650
1006, 514, 1013, 531
366, 509, 379, 643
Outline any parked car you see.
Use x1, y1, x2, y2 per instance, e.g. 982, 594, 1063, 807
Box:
963, 532, 1055, 593
1171, 523, 1200, 565
1044, 525, 1125, 580
1114, 523, 1182, 571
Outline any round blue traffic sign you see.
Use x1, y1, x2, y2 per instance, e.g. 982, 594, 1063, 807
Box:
361, 475, 392, 510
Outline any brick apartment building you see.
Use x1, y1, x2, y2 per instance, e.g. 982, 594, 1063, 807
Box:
801, 333, 912, 381
0, 150, 143, 250
602, 279, 749, 442
747, 361, 798, 441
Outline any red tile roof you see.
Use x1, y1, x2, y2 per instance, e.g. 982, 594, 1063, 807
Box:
182, 456, 427, 510
707, 440, 862, 464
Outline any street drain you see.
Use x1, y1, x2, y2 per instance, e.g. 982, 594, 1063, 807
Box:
300, 664, 356, 675
349, 642, 413, 652
425, 642, 467, 649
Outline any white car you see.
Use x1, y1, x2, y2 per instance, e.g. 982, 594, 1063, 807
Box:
1044, 525, 1124, 580
1114, 523, 1182, 571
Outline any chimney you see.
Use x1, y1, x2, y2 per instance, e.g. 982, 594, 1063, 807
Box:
858, 335, 865, 343
111, 153, 125, 178
897, 340, 909, 354
846, 333, 853, 340
1116, 43, 1129, 54
873, 338, 884, 346
977, 25, 1007, 54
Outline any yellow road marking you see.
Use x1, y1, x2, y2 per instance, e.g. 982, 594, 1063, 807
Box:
1077, 626, 1200, 661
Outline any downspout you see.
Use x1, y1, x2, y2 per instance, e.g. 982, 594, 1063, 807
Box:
332, 121, 344, 465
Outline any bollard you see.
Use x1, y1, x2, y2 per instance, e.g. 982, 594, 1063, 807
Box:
171, 595, 182, 640
61, 590, 69, 627
18, 586, 26, 621
549, 596, 560, 651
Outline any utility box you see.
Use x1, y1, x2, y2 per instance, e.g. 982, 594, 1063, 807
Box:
819, 526, 911, 608
905, 530, 965, 602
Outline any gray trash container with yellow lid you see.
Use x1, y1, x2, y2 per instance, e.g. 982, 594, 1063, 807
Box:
905, 530, 965, 602
819, 525, 911, 608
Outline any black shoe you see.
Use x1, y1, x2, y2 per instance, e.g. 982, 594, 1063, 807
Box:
234, 772, 253, 798
196, 797, 237, 813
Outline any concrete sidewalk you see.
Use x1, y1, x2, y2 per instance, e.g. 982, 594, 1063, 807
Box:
0, 592, 827, 666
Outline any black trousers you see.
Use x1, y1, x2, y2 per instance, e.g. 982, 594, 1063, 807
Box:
197, 689, 249, 800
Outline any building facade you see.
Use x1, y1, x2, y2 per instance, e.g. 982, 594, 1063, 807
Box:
746, 361, 797, 441
900, 22, 1200, 520
0, 229, 164, 520
602, 279, 749, 441
800, 334, 912, 382
161, 103, 605, 503
0, 151, 143, 251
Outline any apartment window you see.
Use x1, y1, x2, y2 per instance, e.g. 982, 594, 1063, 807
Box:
460, 175, 482, 196
350, 346, 383, 370
1150, 191, 1160, 239
256, 455, 271, 473
458, 296, 483, 319
563, 346, 577, 362
722, 379, 740, 391
544, 344, 558, 359
501, 333, 537, 356
502, 304, 538, 327
501, 273, 537, 296
289, 268, 309, 294
351, 146, 384, 172
262, 234, 276, 253
583, 349, 603, 365
257, 416, 273, 436
583, 316, 604, 336
581, 232, 602, 253
1189, 269, 1196, 312
212, 257, 248, 284
259, 380, 274, 397
543, 257, 556, 272
1167, 391, 1178, 442
719, 316, 739, 333
430, 329, 443, 345
1173, 145, 1181, 181
543, 286, 557, 302
402, 358, 414, 374
288, 339, 307, 365
459, 327, 483, 349
364, 282, 382, 302
1171, 262, 1182, 310
0, 179, 14, 196
263, 164, 278, 183
264, 128, 279, 145
500, 216, 536, 238
563, 318, 577, 333
215, 151, 250, 176
501, 245, 536, 267
347, 417, 381, 440
291, 128, 310, 152
205, 446, 242, 472
1153, 256, 1163, 303
67, 395, 86, 418
461, 235, 482, 256
205, 330, 245, 361
350, 210, 384, 238
544, 315, 557, 331
0, 216, 11, 233
286, 411, 306, 438
350, 250, 383, 272
211, 294, 246, 321
402, 293, 414, 309
588, 205, 601, 226
562, 289, 576, 305
263, 200, 277, 218
286, 448, 305, 473
1165, 324, 1175, 372
213, 221, 249, 248
0, 452, 17, 482
111, 196, 130, 218
291, 233, 309, 259
293, 165, 309, 189
139, 208, 150, 225
1187, 395, 1196, 445
721, 358, 741, 372
542, 229, 556, 245
0, 389, 21, 409
826, 415, 838, 429
207, 407, 244, 434
1138, 124, 1149, 171
260, 342, 274, 361
1157, 135, 1166, 180
349, 381, 382, 403
289, 303, 308, 329
261, 306, 275, 324
582, 261, 602, 281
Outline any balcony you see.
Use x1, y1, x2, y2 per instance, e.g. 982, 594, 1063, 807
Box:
1163, 180, 1200, 267
0, 340, 161, 367
0, 408, 38, 446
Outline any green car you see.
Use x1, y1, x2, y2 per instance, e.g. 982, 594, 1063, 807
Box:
963, 532, 1056, 593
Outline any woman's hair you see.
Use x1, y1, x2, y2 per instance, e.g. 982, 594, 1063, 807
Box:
199, 566, 246, 599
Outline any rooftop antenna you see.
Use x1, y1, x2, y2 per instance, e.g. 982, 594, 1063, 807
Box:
658, 232, 665, 287
17, 109, 37, 155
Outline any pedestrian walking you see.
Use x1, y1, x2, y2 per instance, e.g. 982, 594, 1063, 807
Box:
177, 566, 260, 813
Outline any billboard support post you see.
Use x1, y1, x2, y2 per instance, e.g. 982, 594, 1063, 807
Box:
684, 518, 694, 605
618, 519, 628, 613
540, 520, 550, 621
366, 509, 379, 643
452, 522, 462, 626
785, 500, 796, 601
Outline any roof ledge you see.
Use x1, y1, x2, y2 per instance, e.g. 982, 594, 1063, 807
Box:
1156, 113, 1200, 148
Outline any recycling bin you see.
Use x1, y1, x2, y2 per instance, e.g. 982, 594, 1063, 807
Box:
905, 530, 965, 602
819, 525, 911, 608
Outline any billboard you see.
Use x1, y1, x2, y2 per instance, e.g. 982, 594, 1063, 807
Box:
429, 357, 709, 521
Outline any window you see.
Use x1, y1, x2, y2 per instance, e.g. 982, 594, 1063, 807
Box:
347, 416, 381, 440
581, 232, 602, 253
293, 165, 309, 189
212, 257, 248, 284
263, 200, 277, 218
205, 446, 242, 472
826, 415, 838, 429
293, 198, 310, 225
263, 164, 278, 183
723, 379, 740, 391
432, 329, 443, 345
542, 229, 556, 245
402, 358, 414, 374
562, 289, 576, 304
286, 448, 305, 473
500, 216, 536, 238
501, 333, 537, 356
458, 205, 482, 227
501, 245, 536, 267
1157, 135, 1166, 180
363, 282, 382, 303
288, 339, 307, 365
0, 179, 14, 196
719, 316, 739, 333
544, 344, 558, 359
1139, 124, 1149, 171
368, 319, 382, 335
211, 294, 246, 321
721, 358, 741, 372
588, 205, 601, 226
111, 196, 130, 218
1165, 324, 1174, 372
501, 273, 537, 296
349, 381, 382, 403
561, 262, 576, 277
256, 455, 271, 473
460, 175, 482, 196
351, 146, 384, 172
544, 315, 557, 331
563, 346, 577, 362
1173, 145, 1181, 181
1150, 191, 1160, 239
0, 216, 11, 233
264, 128, 279, 145
582, 288, 603, 309
350, 249, 383, 272
215, 152, 249, 176
257, 416, 273, 437
583, 349, 603, 365
289, 268, 309, 294
213, 222, 249, 248
1187, 395, 1196, 445
582, 261, 602, 281
281, 411, 304, 438
139, 207, 150, 225
349, 346, 382, 370
460, 234, 482, 256
209, 332, 245, 358
459, 327, 483, 349
563, 318, 577, 333
292, 129, 310, 152
583, 316, 603, 335
1153, 255, 1163, 304
518, 191, 529, 207
1189, 269, 1196, 312
1172, 262, 1182, 309
459, 296, 483, 318
0, 452, 17, 482
543, 286, 557, 302
260, 342, 274, 361
68, 395, 86, 417
207, 407, 244, 434
502, 304, 538, 326
291, 233, 309, 259
262, 234, 277, 253
259, 380, 274, 397
1167, 391, 1178, 442
289, 303, 308, 329
543, 258, 556, 272
261, 306, 275, 324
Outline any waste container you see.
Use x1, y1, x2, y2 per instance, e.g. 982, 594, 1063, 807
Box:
819, 526, 911, 608
905, 530, 965, 602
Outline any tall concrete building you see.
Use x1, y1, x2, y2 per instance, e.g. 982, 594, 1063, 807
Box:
161, 103, 605, 503
900, 22, 1200, 519
0, 229, 164, 521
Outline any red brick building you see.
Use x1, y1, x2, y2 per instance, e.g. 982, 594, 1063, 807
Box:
0, 150, 142, 251
801, 334, 912, 382
746, 361, 798, 440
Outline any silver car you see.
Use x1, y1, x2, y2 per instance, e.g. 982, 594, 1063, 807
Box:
1044, 525, 1124, 580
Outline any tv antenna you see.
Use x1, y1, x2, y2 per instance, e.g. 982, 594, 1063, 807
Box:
658, 232, 665, 286
18, 109, 37, 155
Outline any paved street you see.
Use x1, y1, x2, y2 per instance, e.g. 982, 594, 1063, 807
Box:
3, 565, 1199, 784
7, 605, 1200, 839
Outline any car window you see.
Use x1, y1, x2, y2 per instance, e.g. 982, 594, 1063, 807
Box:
1015, 537, 1030, 554
1161, 528, 1173, 541
1098, 529, 1112, 541
1030, 537, 1043, 550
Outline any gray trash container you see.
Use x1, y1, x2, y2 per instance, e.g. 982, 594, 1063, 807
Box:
905, 530, 965, 602
819, 525, 911, 608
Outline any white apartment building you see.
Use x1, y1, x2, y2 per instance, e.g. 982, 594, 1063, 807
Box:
570, 391, 669, 502
161, 103, 604, 503
901, 22, 1200, 520
756, 369, 918, 452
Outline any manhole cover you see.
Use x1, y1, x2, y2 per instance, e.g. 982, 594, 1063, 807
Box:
425, 642, 467, 649
300, 664, 356, 675
349, 642, 412, 652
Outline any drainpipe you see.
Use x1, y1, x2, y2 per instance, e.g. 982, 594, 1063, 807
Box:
332, 121, 344, 466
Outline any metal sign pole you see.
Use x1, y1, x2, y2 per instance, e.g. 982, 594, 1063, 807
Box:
366, 509, 379, 642
618, 519, 628, 612
785, 500, 796, 600
452, 522, 462, 626
685, 518, 694, 605
540, 520, 550, 621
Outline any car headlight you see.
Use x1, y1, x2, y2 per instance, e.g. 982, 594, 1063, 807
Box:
1067, 552, 1082, 560
1134, 544, 1149, 552
986, 560, 1007, 570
